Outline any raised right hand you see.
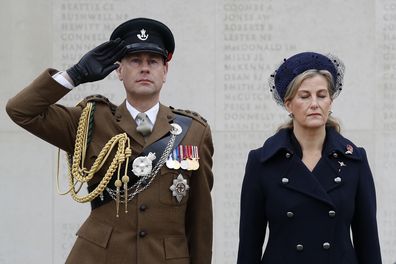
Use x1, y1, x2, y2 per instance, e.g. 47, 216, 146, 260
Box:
66, 38, 126, 86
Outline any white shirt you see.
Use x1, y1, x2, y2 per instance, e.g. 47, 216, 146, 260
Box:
126, 101, 159, 127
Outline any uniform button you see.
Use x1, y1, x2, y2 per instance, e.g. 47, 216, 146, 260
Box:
139, 204, 148, 212
286, 211, 294, 218
285, 152, 291, 158
282, 178, 289, 184
139, 230, 147, 237
323, 242, 331, 250
334, 177, 342, 183
328, 210, 336, 217
332, 152, 338, 158
296, 244, 304, 251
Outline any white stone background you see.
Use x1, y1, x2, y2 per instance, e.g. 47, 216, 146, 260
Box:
0, 0, 395, 263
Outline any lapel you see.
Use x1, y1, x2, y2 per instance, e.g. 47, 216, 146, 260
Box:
314, 127, 362, 192
314, 157, 344, 193
113, 100, 145, 147
144, 104, 175, 147
260, 128, 363, 208
282, 156, 336, 208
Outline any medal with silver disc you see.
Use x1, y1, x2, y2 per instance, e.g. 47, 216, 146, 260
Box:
132, 152, 156, 177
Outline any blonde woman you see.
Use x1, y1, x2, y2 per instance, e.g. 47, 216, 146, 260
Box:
237, 52, 382, 264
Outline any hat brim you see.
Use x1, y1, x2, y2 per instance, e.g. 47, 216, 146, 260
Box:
125, 43, 168, 58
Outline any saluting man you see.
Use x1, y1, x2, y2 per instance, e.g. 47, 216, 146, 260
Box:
6, 18, 214, 264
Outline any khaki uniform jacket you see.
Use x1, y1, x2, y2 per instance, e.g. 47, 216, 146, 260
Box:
6, 69, 214, 264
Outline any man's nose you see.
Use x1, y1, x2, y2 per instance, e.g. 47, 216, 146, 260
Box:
140, 61, 150, 72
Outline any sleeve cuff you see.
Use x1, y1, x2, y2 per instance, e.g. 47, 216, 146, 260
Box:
52, 71, 74, 89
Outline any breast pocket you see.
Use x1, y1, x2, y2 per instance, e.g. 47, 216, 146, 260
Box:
159, 168, 191, 206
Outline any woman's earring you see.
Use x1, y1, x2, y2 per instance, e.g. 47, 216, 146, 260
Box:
329, 110, 333, 116
288, 112, 294, 118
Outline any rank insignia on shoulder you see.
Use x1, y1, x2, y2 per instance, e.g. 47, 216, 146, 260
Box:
166, 145, 199, 171
169, 174, 189, 202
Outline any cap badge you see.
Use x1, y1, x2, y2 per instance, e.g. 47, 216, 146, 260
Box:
137, 29, 149, 41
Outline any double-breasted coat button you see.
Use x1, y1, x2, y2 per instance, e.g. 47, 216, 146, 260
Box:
285, 152, 291, 158
296, 244, 304, 251
139, 204, 148, 212
323, 242, 331, 250
282, 178, 289, 184
286, 211, 294, 218
332, 152, 338, 158
334, 177, 342, 183
139, 230, 147, 237
328, 210, 336, 217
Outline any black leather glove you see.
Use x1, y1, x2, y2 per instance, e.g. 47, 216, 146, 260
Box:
66, 38, 126, 86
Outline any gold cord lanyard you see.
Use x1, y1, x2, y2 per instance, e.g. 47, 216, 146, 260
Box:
56, 102, 132, 217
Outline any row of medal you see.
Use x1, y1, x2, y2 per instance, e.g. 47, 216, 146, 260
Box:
166, 145, 200, 171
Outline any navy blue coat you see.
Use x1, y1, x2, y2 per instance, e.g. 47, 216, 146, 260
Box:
237, 128, 382, 264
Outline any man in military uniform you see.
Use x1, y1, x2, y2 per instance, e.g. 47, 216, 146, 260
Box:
6, 18, 213, 264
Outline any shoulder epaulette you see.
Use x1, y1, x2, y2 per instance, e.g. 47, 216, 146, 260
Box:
170, 106, 208, 125
77, 94, 117, 114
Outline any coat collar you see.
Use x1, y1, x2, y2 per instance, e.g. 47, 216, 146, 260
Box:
259, 127, 362, 163
114, 101, 175, 148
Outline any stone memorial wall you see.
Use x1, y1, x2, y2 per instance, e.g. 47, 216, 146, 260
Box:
1, 0, 395, 263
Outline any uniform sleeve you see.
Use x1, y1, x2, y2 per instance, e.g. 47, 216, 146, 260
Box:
237, 149, 267, 264
5, 69, 82, 152
351, 147, 382, 264
185, 124, 214, 264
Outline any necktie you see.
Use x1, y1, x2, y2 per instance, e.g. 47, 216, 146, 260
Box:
136, 112, 152, 136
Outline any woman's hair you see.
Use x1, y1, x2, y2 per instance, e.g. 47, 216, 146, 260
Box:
277, 69, 341, 132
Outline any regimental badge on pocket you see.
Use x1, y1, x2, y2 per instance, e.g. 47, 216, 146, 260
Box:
169, 174, 190, 203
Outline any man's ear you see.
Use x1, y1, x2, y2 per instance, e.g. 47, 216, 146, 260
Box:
163, 62, 169, 83
116, 62, 123, 81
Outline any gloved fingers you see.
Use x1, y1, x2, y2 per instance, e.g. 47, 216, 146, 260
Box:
93, 38, 123, 57
94, 41, 127, 62
101, 63, 120, 77
108, 45, 128, 63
